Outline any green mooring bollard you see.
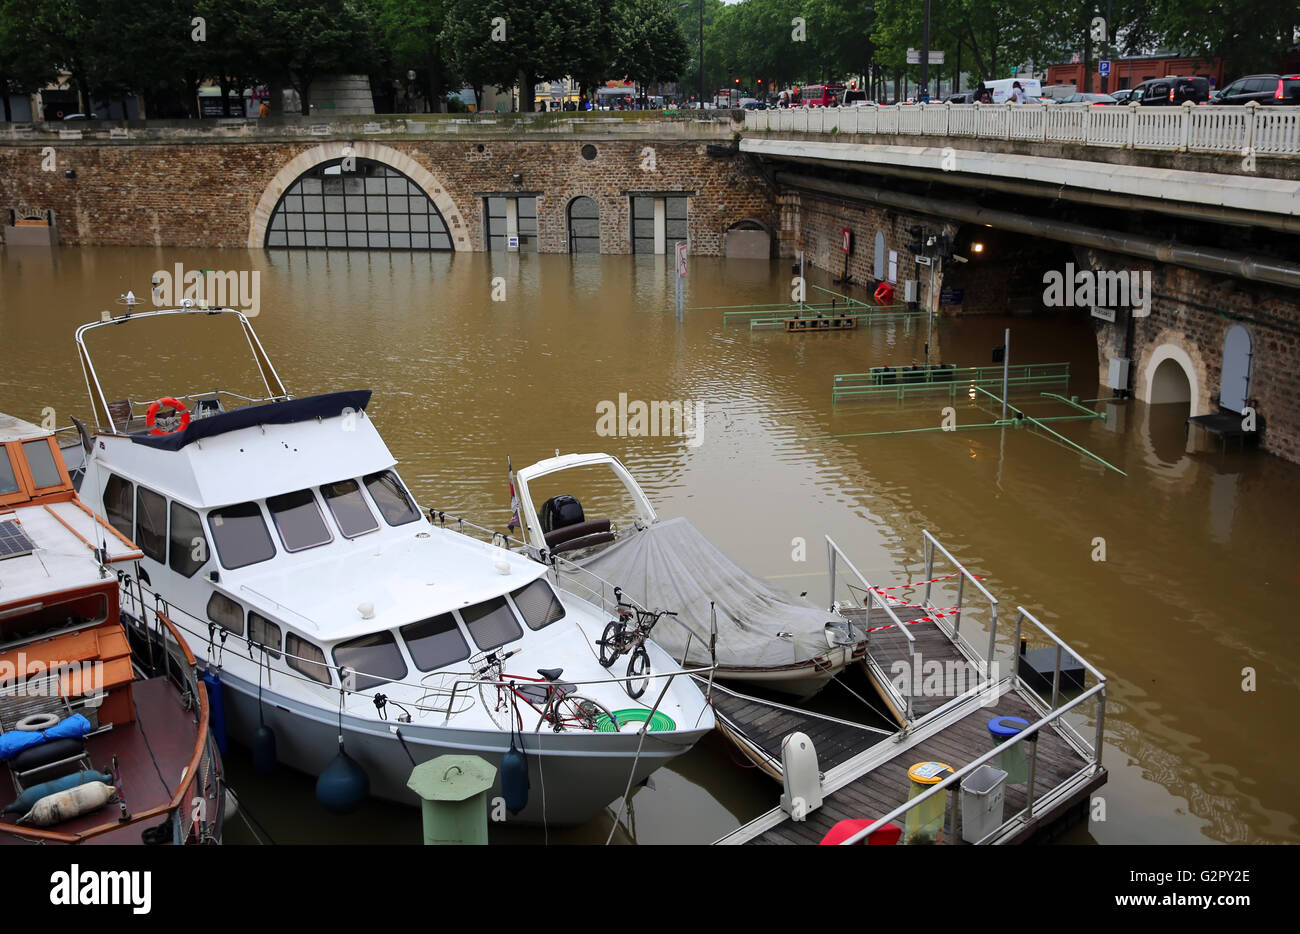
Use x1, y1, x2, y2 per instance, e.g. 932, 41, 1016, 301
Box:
407, 754, 497, 845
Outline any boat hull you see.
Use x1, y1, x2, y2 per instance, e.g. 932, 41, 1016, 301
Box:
214, 667, 712, 827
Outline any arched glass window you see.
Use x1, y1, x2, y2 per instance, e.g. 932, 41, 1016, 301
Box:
265, 157, 451, 250
568, 197, 599, 253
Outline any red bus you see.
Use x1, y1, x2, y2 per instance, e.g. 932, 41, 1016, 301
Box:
801, 84, 845, 107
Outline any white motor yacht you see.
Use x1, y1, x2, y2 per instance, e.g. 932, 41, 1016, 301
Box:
67, 307, 713, 826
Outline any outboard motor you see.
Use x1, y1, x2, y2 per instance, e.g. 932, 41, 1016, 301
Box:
540, 494, 585, 533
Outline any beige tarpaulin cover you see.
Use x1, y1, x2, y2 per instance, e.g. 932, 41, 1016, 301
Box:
564, 517, 835, 669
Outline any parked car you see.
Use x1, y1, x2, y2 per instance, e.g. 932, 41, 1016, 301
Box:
1271, 75, 1300, 104
1109, 88, 1135, 104
1128, 76, 1210, 105
1059, 92, 1119, 105
1211, 74, 1281, 105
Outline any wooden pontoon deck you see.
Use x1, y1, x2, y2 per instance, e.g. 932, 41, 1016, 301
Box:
715, 682, 1106, 845
711, 532, 1109, 845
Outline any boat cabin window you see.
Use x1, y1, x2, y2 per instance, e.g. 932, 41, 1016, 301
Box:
286, 632, 332, 685
206, 592, 245, 636
0, 450, 20, 497
460, 596, 522, 650
333, 631, 408, 691
321, 479, 379, 538
104, 474, 134, 539
169, 502, 208, 577
400, 612, 470, 671
208, 501, 277, 570
0, 592, 108, 645
248, 612, 282, 659
22, 439, 62, 489
267, 489, 333, 552
511, 578, 566, 630
135, 486, 168, 563
363, 470, 420, 527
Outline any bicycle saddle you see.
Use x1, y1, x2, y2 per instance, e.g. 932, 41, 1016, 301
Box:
537, 667, 564, 681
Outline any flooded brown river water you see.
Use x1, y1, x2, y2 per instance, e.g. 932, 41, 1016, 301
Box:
2, 246, 1297, 844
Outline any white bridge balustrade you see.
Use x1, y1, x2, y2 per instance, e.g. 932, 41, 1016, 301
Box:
746, 101, 1300, 157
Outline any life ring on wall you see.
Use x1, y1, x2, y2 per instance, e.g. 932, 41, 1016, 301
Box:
874, 281, 895, 304
15, 712, 61, 732
146, 397, 191, 436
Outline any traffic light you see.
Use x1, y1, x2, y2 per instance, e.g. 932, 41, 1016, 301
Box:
906, 225, 925, 254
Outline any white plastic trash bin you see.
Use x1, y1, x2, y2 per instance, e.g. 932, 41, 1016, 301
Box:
960, 764, 1008, 843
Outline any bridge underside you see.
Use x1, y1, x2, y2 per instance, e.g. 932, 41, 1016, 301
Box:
743, 137, 1300, 464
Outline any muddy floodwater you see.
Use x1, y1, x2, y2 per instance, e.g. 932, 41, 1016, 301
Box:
2, 246, 1297, 844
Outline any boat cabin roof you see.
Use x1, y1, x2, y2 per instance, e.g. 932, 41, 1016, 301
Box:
1, 415, 142, 610
0, 414, 49, 444
94, 393, 395, 508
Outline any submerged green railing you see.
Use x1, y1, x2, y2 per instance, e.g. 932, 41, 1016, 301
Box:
832, 362, 1071, 405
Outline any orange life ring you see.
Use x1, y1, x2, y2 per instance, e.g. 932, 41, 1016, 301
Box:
874, 281, 895, 304
146, 397, 190, 436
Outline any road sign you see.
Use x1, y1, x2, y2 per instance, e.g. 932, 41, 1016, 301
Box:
1010, 65, 1018, 75
906, 49, 945, 65
507, 235, 519, 249
676, 240, 688, 278
1099, 60, 1111, 76
841, 228, 852, 255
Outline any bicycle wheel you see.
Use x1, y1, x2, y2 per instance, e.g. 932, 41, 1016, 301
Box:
625, 645, 650, 700
597, 621, 622, 668
553, 692, 618, 733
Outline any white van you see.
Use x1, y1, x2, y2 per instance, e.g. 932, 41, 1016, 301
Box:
982, 77, 1042, 103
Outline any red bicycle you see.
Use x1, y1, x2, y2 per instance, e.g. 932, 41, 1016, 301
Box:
471, 649, 617, 732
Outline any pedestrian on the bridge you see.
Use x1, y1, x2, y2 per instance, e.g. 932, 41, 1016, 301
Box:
258, 99, 270, 118
975, 83, 992, 104
1009, 81, 1028, 103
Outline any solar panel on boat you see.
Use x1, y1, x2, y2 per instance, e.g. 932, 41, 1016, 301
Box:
0, 519, 36, 560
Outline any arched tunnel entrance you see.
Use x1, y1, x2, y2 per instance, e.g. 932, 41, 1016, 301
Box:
940, 227, 1079, 316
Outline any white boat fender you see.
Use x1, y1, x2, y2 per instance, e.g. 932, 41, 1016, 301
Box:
18, 781, 117, 827
779, 732, 823, 821
15, 712, 61, 732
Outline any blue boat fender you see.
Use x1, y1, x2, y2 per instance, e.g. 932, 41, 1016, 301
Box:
201, 669, 228, 757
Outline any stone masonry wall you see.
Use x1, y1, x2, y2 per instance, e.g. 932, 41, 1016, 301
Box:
0, 139, 774, 254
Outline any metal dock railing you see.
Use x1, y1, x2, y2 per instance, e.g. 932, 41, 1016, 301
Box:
713, 531, 1107, 846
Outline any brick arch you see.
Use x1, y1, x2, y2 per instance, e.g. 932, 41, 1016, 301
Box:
1136, 332, 1210, 416
548, 186, 619, 253
248, 142, 468, 249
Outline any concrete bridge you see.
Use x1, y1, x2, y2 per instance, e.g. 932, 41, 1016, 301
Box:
2, 107, 1298, 462
741, 103, 1300, 464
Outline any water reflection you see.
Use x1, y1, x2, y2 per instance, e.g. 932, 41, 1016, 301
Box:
2, 247, 1298, 844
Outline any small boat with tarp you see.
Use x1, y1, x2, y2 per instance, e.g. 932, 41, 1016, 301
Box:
511, 453, 870, 698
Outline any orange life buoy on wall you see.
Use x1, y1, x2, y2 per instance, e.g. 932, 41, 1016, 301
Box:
146, 397, 190, 436
874, 281, 895, 305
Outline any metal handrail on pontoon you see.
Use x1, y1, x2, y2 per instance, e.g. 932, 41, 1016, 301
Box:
826, 535, 918, 727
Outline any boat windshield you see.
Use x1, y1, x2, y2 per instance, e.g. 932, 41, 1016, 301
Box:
363, 470, 420, 526
400, 612, 470, 671
209, 501, 277, 569
460, 596, 522, 650
334, 630, 408, 691
321, 479, 379, 538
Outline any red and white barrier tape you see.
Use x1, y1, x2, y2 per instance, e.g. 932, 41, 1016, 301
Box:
867, 572, 984, 594
860, 607, 960, 634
